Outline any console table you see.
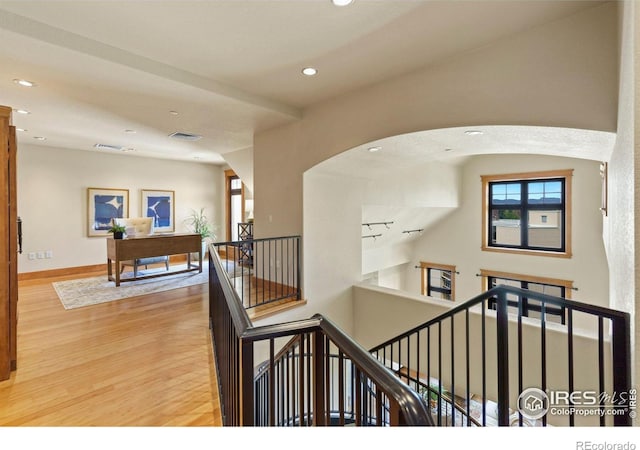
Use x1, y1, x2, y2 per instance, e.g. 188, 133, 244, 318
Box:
107, 233, 202, 286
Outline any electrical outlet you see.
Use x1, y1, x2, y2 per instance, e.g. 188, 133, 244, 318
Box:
45, 250, 53, 259
28, 252, 36, 260
37, 251, 45, 259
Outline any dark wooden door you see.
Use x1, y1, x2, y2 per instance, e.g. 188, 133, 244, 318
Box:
0, 105, 17, 380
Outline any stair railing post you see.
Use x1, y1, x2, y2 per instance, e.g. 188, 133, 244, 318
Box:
313, 330, 326, 426
240, 338, 255, 426
495, 288, 510, 426
612, 313, 632, 426
296, 237, 301, 300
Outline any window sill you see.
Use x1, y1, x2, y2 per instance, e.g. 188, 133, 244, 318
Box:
481, 245, 572, 259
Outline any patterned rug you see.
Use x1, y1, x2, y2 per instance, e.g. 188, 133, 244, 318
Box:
52, 262, 209, 310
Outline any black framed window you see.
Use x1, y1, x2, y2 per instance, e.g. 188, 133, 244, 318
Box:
420, 262, 455, 301
488, 177, 566, 252
487, 275, 568, 325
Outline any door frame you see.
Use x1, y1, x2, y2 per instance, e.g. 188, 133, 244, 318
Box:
224, 169, 245, 242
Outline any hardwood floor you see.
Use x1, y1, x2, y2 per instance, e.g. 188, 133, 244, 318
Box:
0, 268, 222, 426
228, 274, 306, 321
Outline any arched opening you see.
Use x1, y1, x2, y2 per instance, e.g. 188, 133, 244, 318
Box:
303, 125, 615, 335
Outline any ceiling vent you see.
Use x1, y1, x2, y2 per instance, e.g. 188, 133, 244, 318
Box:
169, 131, 202, 141
94, 143, 124, 151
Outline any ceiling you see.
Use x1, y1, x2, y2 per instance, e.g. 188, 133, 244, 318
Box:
315, 125, 616, 179
0, 0, 606, 165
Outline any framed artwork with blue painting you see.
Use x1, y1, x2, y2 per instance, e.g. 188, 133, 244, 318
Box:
141, 189, 175, 233
87, 187, 129, 237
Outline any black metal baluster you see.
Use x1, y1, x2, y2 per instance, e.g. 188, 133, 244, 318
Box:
465, 309, 470, 426
325, 336, 331, 424
270, 339, 275, 426
496, 291, 510, 426
567, 308, 574, 427
541, 300, 547, 427
416, 330, 421, 394
517, 292, 523, 427
438, 322, 442, 426
406, 335, 411, 387
338, 350, 345, 426
427, 326, 431, 422
450, 316, 455, 426
306, 332, 312, 426
481, 299, 487, 427
598, 316, 605, 426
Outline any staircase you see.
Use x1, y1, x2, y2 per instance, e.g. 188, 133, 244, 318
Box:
208, 239, 632, 427
370, 285, 632, 427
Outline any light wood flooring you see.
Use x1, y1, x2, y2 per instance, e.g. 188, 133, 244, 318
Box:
229, 274, 305, 322
0, 268, 222, 426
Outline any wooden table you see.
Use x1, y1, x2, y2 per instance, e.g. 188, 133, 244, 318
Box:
107, 233, 202, 286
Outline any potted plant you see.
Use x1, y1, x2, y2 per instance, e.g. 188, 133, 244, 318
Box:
108, 223, 126, 239
185, 208, 216, 256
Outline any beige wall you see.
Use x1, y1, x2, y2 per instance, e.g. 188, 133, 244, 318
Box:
254, 3, 618, 240
353, 284, 614, 426
604, 0, 637, 389
404, 155, 608, 328
251, 3, 619, 338
223, 146, 254, 194
17, 144, 224, 273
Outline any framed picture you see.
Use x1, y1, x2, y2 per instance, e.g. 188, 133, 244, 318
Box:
141, 189, 175, 232
87, 187, 129, 237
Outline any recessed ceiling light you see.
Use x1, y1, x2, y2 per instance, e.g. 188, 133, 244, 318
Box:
332, 0, 354, 5
368, 146, 381, 152
33, 136, 46, 141
15, 109, 30, 115
169, 110, 179, 116
193, 156, 203, 160
122, 148, 135, 153
124, 129, 136, 134
464, 130, 483, 136
16, 128, 27, 132
94, 143, 123, 151
302, 67, 318, 76
13, 79, 35, 87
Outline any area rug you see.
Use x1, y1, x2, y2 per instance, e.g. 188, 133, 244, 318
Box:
52, 263, 209, 310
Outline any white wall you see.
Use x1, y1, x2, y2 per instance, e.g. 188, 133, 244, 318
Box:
377, 263, 409, 291
404, 154, 610, 321
254, 3, 618, 241
296, 152, 608, 337
293, 162, 460, 335
17, 144, 224, 273
605, 0, 637, 392
223, 146, 254, 194
251, 0, 620, 342
353, 284, 614, 426
250, 159, 459, 335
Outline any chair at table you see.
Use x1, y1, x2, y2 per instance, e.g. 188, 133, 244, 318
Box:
113, 218, 169, 277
